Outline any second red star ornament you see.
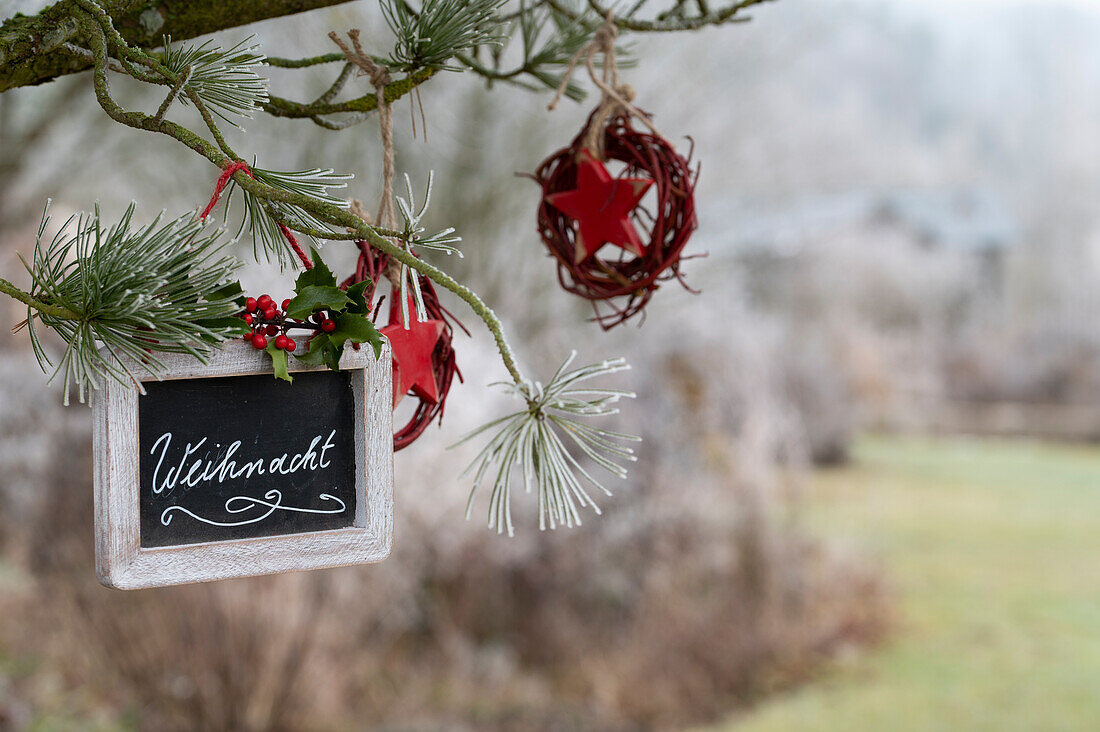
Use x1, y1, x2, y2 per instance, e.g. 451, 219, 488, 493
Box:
534, 111, 699, 329
545, 150, 653, 264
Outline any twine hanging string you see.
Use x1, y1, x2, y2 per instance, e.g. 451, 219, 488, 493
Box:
332, 28, 417, 329
327, 32, 464, 448
329, 30, 397, 230
341, 199, 395, 297
548, 13, 665, 160
199, 160, 313, 270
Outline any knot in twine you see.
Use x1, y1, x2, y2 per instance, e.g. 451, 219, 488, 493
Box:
199, 160, 313, 270
548, 14, 661, 160
330, 30, 396, 230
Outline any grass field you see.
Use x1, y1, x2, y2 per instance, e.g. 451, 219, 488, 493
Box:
713, 435, 1100, 732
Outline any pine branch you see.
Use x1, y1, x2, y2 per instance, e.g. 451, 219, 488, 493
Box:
262, 67, 437, 120
23, 202, 245, 404
381, 0, 507, 72
389, 171, 463, 325
0, 275, 80, 320
69, 3, 520, 382
449, 2, 635, 101
223, 165, 353, 266
546, 0, 773, 31
454, 2, 602, 101
456, 353, 639, 535
156, 35, 268, 125
73, 6, 528, 385
264, 52, 346, 68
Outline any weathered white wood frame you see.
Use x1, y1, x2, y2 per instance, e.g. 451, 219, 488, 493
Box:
92, 340, 393, 590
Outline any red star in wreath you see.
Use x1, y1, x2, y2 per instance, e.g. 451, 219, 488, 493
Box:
545, 151, 653, 264
381, 299, 445, 406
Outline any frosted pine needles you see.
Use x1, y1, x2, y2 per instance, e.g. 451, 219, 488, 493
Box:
457, 352, 640, 536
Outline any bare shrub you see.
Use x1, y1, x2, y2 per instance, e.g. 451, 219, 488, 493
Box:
4, 482, 886, 730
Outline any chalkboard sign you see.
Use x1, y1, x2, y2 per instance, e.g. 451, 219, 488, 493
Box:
138, 370, 359, 548
93, 340, 393, 590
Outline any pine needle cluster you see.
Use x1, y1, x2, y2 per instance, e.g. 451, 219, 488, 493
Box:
382, 0, 508, 71
24, 204, 246, 404
458, 353, 639, 535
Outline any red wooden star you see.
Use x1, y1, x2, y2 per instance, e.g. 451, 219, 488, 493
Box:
545, 151, 653, 263
381, 299, 445, 406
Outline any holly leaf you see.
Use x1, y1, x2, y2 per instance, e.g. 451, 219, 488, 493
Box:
345, 279, 373, 316
322, 342, 343, 372
334, 312, 384, 359
195, 316, 252, 336
285, 285, 351, 319
292, 247, 337, 291
294, 335, 328, 366
291, 312, 382, 373
206, 280, 246, 306
265, 341, 293, 382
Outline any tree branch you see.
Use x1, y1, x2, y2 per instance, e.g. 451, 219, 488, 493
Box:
263, 67, 437, 119
547, 0, 771, 32
75, 9, 528, 386
0, 0, 357, 93
0, 275, 80, 320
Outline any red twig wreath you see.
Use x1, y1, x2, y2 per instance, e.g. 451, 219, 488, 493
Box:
534, 111, 700, 329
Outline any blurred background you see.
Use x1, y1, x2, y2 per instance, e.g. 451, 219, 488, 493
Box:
3, 0, 1100, 729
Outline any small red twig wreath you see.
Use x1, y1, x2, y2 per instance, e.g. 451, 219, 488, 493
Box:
534, 111, 700, 329
342, 240, 465, 451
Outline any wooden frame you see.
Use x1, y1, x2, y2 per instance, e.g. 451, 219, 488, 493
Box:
92, 340, 393, 590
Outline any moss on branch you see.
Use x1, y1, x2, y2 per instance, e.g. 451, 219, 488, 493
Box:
264, 67, 437, 118
0, 0, 357, 93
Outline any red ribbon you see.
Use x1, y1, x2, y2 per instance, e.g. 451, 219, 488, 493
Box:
200, 161, 313, 271
199, 161, 251, 220
278, 224, 314, 272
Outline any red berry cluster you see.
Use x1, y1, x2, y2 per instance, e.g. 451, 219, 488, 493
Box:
241, 293, 337, 351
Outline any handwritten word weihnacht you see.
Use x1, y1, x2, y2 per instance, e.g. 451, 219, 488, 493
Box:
149, 430, 338, 496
